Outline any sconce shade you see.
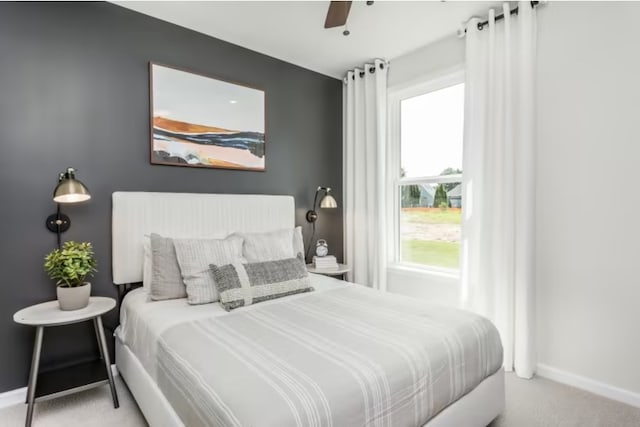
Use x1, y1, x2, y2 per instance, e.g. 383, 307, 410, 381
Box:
53, 168, 91, 204
320, 194, 338, 208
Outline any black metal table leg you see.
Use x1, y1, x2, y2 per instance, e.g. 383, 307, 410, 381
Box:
94, 316, 119, 408
25, 326, 44, 427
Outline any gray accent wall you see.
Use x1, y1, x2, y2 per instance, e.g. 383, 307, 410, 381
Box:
0, 2, 342, 392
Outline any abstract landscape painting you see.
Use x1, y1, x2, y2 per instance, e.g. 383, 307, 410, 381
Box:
150, 63, 265, 171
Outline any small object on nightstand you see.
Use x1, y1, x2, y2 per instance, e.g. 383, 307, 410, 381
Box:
315, 239, 329, 257
13, 297, 119, 427
313, 255, 338, 269
43, 241, 97, 311
307, 263, 350, 280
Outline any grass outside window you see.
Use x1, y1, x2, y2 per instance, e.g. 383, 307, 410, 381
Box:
400, 207, 461, 269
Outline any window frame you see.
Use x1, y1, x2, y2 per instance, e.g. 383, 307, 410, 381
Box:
387, 69, 465, 276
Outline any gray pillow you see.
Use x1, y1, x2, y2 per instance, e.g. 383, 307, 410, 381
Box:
239, 227, 304, 263
149, 233, 186, 301
174, 236, 246, 305
211, 254, 313, 311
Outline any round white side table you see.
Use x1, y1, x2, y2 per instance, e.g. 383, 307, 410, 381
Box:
306, 263, 351, 280
13, 297, 119, 427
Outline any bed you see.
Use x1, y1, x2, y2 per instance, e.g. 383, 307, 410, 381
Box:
112, 192, 505, 427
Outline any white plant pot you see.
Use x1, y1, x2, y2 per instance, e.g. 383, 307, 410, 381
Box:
57, 282, 91, 311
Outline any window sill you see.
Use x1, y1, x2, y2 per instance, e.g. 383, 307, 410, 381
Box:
387, 263, 460, 281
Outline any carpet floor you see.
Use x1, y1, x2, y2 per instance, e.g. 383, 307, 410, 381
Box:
2, 373, 639, 426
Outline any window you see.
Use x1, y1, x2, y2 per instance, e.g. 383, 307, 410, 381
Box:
390, 75, 464, 272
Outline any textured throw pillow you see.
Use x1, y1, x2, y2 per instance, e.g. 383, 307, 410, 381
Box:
149, 233, 187, 301
239, 227, 304, 263
211, 254, 313, 311
174, 236, 246, 305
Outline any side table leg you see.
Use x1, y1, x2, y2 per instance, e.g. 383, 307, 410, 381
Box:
25, 326, 44, 427
93, 319, 104, 361
94, 316, 119, 409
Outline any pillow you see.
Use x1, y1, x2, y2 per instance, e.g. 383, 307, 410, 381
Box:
293, 226, 304, 257
239, 227, 304, 263
143, 235, 151, 291
174, 236, 246, 305
211, 254, 313, 311
149, 233, 187, 301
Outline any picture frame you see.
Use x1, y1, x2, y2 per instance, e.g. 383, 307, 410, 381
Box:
149, 63, 266, 171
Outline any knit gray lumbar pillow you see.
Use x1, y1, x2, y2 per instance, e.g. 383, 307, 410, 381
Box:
210, 254, 313, 311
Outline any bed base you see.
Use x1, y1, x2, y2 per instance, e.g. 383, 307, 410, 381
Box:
116, 336, 183, 427
116, 337, 504, 427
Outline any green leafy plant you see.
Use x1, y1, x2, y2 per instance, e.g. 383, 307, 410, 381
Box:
44, 241, 97, 288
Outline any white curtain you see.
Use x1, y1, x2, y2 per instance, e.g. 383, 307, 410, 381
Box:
343, 59, 388, 290
461, 2, 536, 378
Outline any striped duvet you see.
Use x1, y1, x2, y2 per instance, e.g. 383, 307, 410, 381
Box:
156, 285, 503, 427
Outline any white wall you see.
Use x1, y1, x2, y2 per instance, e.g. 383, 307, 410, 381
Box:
388, 34, 464, 90
387, 267, 460, 307
536, 1, 640, 399
387, 1, 640, 403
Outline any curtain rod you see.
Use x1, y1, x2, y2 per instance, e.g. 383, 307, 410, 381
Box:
462, 1, 540, 35
342, 60, 390, 84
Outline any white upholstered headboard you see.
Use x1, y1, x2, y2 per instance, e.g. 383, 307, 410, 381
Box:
112, 192, 295, 284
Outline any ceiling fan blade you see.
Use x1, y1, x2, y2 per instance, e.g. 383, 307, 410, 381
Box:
324, 1, 352, 29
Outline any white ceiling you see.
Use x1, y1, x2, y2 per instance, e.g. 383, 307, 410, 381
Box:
114, 1, 499, 79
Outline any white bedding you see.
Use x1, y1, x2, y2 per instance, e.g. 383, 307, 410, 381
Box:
117, 275, 502, 426
115, 273, 345, 381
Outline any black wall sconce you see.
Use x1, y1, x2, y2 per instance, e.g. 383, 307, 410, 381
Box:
305, 186, 338, 261
46, 167, 91, 248
306, 187, 337, 223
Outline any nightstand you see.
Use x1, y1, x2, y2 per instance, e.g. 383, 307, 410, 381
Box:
13, 297, 119, 427
306, 263, 351, 280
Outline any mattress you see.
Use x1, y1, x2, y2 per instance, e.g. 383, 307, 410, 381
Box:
117, 274, 502, 427
116, 273, 346, 381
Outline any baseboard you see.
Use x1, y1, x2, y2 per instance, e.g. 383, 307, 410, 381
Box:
0, 364, 118, 409
537, 363, 640, 409
0, 386, 27, 409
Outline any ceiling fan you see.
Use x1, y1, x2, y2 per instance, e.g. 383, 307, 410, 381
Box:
324, 1, 374, 34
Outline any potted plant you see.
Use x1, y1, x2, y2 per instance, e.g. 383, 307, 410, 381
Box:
44, 241, 97, 311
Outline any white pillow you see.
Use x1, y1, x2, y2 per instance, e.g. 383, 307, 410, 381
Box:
239, 227, 305, 263
173, 235, 246, 305
142, 235, 151, 291
293, 226, 304, 258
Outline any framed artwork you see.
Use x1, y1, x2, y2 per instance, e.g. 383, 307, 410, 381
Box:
149, 63, 266, 171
